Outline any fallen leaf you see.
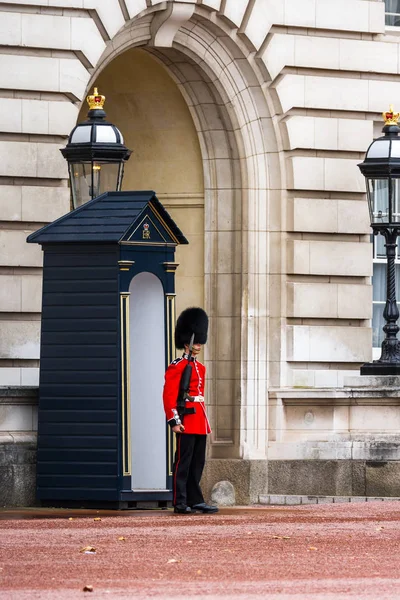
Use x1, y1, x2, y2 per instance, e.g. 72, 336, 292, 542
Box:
376, 526, 384, 531
118, 537, 126, 542
308, 546, 318, 551
80, 546, 96, 554
68, 517, 74, 521
197, 570, 202, 575
94, 518, 101, 522
83, 585, 93, 592
167, 558, 180, 564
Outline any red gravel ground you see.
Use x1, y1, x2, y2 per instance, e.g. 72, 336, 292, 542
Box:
1, 502, 400, 599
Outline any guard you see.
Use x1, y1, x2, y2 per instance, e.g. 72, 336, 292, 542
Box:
163, 307, 218, 514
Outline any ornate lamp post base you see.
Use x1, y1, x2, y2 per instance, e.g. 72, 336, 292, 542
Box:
361, 228, 400, 376
360, 361, 400, 376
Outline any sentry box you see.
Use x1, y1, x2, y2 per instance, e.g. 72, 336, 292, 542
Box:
27, 191, 188, 508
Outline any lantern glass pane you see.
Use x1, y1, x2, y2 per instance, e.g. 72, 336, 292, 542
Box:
393, 178, 400, 223
70, 162, 92, 208
70, 125, 91, 144
366, 139, 390, 159
70, 162, 123, 208
367, 178, 389, 223
92, 162, 121, 196
95, 125, 117, 143
391, 139, 400, 158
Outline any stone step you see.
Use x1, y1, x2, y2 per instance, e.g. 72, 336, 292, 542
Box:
259, 494, 400, 505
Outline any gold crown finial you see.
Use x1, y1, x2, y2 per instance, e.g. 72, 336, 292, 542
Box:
87, 87, 105, 111
383, 104, 400, 126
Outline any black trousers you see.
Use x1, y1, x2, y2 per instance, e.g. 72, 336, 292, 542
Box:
173, 433, 206, 507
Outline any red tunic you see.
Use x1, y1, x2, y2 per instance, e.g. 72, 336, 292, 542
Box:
163, 356, 211, 435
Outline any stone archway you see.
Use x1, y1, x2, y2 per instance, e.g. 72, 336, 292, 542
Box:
82, 3, 281, 485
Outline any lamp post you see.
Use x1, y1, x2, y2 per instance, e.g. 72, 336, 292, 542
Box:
61, 88, 131, 208
358, 106, 400, 375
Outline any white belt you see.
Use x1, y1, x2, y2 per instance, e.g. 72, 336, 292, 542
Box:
186, 395, 204, 402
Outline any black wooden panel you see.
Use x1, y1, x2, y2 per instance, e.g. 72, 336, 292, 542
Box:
41, 320, 118, 334
37, 488, 117, 501
38, 398, 117, 411
40, 345, 116, 359
42, 292, 117, 307
38, 435, 117, 449
44, 243, 116, 251
44, 266, 118, 280
39, 358, 117, 371
39, 410, 116, 423
42, 307, 117, 320
38, 233, 123, 242
39, 423, 117, 436
44, 280, 117, 294
38, 475, 118, 488
38, 462, 118, 476
39, 383, 116, 397
44, 252, 118, 268
40, 371, 118, 385
37, 448, 117, 462
40, 332, 117, 345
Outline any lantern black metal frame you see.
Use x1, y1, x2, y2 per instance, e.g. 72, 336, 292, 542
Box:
61, 89, 131, 208
358, 113, 400, 375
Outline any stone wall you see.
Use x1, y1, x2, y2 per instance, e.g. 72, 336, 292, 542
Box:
0, 388, 38, 506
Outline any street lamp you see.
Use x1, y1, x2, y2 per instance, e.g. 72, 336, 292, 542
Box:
61, 88, 131, 208
358, 106, 400, 375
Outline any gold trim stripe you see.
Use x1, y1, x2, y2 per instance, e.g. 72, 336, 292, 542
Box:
120, 241, 177, 247
120, 293, 132, 476
126, 294, 132, 476
149, 203, 180, 244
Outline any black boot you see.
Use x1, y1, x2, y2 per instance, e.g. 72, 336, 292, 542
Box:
174, 504, 197, 514
191, 503, 219, 514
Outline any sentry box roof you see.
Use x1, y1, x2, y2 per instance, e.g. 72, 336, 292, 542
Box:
27, 191, 188, 246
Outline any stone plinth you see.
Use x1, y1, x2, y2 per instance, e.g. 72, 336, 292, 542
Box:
266, 380, 400, 499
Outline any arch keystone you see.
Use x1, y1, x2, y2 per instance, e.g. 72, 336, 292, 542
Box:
150, 2, 196, 48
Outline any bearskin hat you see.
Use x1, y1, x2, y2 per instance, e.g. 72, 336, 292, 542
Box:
175, 307, 208, 349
